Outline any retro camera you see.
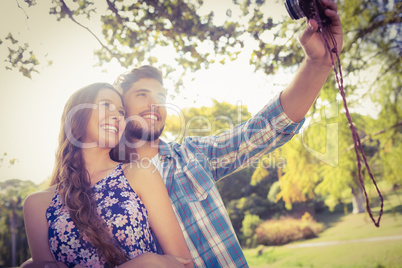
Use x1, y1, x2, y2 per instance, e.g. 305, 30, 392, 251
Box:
284, 0, 332, 26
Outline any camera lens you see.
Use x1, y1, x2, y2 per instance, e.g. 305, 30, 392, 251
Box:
285, 0, 304, 20
284, 0, 332, 26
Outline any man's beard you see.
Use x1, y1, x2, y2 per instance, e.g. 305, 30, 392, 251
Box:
126, 121, 164, 142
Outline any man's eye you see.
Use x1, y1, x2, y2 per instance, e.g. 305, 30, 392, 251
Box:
137, 93, 146, 97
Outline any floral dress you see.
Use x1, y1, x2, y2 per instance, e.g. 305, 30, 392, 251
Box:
46, 163, 157, 267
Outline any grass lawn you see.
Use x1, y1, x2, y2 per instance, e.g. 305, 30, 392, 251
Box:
243, 187, 402, 267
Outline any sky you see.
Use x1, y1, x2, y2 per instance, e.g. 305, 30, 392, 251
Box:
0, 0, 379, 186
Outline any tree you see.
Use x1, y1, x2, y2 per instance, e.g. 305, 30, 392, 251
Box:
3, 0, 400, 214
271, 105, 396, 214
245, 0, 401, 96
2, 0, 244, 91
3, 1, 399, 119
163, 99, 251, 143
0, 179, 37, 267
241, 213, 263, 248
163, 101, 287, 242
3, 1, 400, 94
314, 113, 380, 213
1, 32, 40, 79
246, 0, 401, 213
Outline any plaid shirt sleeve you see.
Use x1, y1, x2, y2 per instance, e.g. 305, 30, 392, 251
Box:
182, 94, 305, 181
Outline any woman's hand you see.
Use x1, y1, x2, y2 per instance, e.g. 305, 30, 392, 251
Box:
117, 253, 191, 268
299, 0, 343, 66
20, 259, 69, 268
20, 254, 190, 268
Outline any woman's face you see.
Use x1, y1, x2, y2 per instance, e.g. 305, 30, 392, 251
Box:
83, 88, 126, 148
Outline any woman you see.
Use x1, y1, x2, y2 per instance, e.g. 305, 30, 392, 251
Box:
23, 83, 193, 267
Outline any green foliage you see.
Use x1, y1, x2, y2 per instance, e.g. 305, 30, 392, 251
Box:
245, 0, 401, 99
216, 167, 255, 204
242, 214, 263, 238
56, 0, 244, 91
255, 215, 324, 246
164, 99, 284, 242
379, 139, 402, 187
267, 180, 281, 203
0, 179, 38, 267
4, 0, 400, 101
246, 0, 400, 214
1, 32, 39, 79
315, 114, 367, 205
247, 2, 400, 210
226, 193, 272, 234
250, 153, 272, 186
164, 99, 251, 142
0, 152, 19, 168
4, 0, 245, 88
241, 214, 263, 248
371, 74, 402, 187
24, 0, 37, 7
220, 165, 286, 244
276, 108, 388, 211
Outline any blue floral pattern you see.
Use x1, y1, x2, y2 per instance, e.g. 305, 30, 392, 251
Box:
46, 163, 157, 267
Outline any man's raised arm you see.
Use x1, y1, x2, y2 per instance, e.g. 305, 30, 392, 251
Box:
280, 0, 342, 123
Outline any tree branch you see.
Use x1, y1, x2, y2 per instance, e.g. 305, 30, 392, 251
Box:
58, 0, 119, 59
345, 121, 402, 152
105, 0, 125, 24
344, 12, 401, 52
368, 58, 400, 94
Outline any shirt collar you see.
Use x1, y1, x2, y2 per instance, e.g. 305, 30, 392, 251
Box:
157, 139, 173, 159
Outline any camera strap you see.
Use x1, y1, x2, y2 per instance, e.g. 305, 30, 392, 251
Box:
313, 0, 383, 227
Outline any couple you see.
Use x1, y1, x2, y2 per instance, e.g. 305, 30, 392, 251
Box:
23, 1, 342, 267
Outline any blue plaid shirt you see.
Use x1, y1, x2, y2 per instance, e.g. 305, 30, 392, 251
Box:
153, 95, 304, 267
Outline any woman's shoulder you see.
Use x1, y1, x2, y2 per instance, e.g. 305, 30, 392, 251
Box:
122, 161, 163, 195
122, 161, 160, 180
24, 185, 57, 212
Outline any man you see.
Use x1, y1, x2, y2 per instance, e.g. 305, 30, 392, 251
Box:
22, 0, 342, 267
112, 1, 342, 266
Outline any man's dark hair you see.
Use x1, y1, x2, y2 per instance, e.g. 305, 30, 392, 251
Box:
116, 65, 164, 94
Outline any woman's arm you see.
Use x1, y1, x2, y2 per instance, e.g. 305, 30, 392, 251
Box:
21, 254, 189, 268
20, 258, 72, 268
124, 163, 193, 268
23, 187, 57, 261
117, 252, 191, 268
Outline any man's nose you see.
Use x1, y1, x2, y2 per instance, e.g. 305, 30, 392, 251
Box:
148, 95, 161, 109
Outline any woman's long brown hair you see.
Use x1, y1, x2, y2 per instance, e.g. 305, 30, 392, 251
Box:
50, 83, 128, 266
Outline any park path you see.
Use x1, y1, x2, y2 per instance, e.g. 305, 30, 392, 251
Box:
285, 234, 402, 248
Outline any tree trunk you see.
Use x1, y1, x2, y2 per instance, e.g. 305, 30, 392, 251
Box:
351, 187, 366, 214
11, 201, 17, 268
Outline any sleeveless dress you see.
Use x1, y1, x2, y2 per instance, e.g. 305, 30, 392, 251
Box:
46, 163, 157, 267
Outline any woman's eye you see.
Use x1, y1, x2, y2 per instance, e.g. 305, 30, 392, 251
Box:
137, 93, 146, 97
119, 109, 125, 116
100, 102, 117, 112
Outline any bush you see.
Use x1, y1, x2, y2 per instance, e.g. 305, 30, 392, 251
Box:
241, 214, 263, 248
255, 213, 323, 246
